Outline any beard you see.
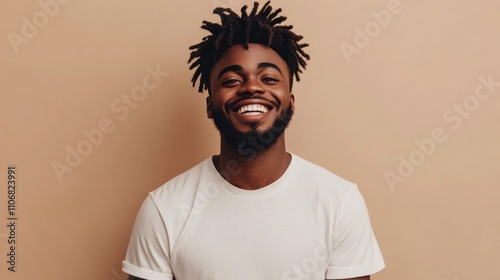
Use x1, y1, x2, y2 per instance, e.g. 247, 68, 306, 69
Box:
211, 104, 294, 153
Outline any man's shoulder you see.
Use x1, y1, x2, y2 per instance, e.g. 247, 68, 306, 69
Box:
149, 157, 213, 200
292, 153, 356, 192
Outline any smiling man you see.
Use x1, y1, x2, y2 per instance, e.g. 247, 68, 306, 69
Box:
122, 2, 384, 280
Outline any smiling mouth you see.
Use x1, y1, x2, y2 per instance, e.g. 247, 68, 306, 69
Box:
237, 104, 270, 115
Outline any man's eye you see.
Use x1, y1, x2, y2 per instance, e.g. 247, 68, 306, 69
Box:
262, 77, 278, 82
222, 79, 240, 86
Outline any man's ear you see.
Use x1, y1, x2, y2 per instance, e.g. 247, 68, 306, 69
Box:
290, 93, 295, 112
206, 96, 213, 119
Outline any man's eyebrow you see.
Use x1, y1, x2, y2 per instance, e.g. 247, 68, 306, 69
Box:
217, 65, 243, 81
258, 62, 283, 76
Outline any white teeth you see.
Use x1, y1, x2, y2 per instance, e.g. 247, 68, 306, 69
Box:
237, 104, 269, 115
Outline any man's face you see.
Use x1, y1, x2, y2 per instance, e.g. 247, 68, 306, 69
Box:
207, 43, 295, 151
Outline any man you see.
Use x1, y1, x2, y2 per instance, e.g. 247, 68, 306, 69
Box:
123, 2, 385, 279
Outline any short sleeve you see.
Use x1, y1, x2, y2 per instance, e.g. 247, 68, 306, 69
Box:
122, 195, 174, 280
325, 185, 385, 279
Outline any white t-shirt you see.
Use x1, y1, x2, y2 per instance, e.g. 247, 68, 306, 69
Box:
123, 153, 385, 280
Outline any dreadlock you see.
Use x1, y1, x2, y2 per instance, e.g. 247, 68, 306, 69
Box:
188, 1, 310, 93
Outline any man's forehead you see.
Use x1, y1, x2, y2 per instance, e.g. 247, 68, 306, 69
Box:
212, 43, 289, 74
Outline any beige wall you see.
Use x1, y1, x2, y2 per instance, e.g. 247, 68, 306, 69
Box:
1, 0, 499, 279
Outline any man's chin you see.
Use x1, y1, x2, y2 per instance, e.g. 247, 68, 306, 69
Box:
232, 123, 269, 135
212, 105, 294, 152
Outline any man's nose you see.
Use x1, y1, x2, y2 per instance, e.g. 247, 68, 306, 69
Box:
238, 77, 265, 96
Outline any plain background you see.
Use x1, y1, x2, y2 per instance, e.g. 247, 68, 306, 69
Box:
1, 0, 499, 279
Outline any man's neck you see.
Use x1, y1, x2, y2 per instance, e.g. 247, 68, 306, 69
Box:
214, 136, 291, 190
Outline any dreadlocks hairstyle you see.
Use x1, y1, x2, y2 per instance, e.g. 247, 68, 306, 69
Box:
188, 1, 310, 93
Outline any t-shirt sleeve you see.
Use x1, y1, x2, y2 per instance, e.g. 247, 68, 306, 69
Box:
325, 185, 385, 279
122, 194, 174, 280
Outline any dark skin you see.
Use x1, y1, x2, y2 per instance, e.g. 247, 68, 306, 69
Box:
128, 44, 370, 280
207, 44, 294, 190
